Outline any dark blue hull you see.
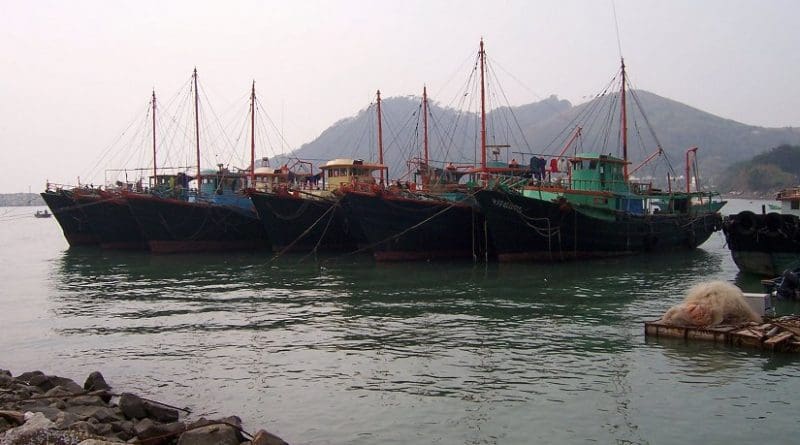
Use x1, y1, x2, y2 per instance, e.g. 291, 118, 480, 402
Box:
475, 188, 722, 261
126, 193, 269, 253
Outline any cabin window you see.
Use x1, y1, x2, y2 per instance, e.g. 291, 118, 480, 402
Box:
792, 200, 799, 210
589, 160, 598, 170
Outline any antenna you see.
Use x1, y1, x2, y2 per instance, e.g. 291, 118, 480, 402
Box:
611, 0, 624, 60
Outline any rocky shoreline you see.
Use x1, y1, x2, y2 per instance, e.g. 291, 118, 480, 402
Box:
0, 369, 288, 445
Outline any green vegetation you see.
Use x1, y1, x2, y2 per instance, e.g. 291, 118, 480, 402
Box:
717, 144, 800, 196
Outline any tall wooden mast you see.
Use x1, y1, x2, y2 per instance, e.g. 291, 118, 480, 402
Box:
422, 85, 429, 187
250, 81, 256, 185
152, 90, 157, 181
479, 38, 487, 172
377, 89, 385, 184
193, 68, 201, 189
620, 58, 629, 180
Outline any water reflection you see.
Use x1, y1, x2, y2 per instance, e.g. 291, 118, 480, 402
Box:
34, 235, 800, 444
51, 247, 726, 357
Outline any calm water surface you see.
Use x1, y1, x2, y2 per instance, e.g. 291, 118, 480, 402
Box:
1, 200, 799, 444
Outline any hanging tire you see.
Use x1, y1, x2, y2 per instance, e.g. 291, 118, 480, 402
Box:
764, 212, 784, 236
733, 210, 758, 236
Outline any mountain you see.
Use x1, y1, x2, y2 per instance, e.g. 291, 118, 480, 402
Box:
0, 193, 45, 206
279, 91, 800, 188
716, 144, 800, 197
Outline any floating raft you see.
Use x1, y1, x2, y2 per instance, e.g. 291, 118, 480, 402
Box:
645, 315, 800, 352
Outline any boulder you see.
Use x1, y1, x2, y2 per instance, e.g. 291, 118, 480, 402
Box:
68, 395, 106, 406
143, 401, 180, 423
66, 405, 123, 423
110, 420, 135, 441
43, 385, 76, 399
118, 392, 147, 420
83, 371, 111, 392
134, 418, 185, 445
251, 429, 290, 445
24, 406, 63, 422
53, 410, 81, 429
176, 423, 240, 445
14, 370, 44, 384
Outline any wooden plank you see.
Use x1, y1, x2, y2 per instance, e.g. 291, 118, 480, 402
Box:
764, 331, 795, 351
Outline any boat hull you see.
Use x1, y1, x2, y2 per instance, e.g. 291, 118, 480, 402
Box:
475, 188, 722, 261
126, 193, 269, 253
249, 191, 360, 252
41, 190, 99, 247
74, 192, 147, 250
722, 211, 800, 276
340, 191, 485, 261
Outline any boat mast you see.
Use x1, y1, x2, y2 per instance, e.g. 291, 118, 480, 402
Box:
152, 90, 157, 182
479, 38, 487, 172
377, 89, 385, 184
686, 146, 698, 193
193, 68, 201, 190
422, 85, 429, 188
620, 58, 629, 180
250, 81, 256, 186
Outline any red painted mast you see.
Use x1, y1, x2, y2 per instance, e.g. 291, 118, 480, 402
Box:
377, 89, 385, 184
620, 58, 629, 180
193, 68, 201, 190
152, 90, 157, 182
250, 81, 256, 186
422, 85, 429, 188
479, 38, 487, 172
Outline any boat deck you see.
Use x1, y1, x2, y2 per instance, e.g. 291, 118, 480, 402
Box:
644, 315, 800, 353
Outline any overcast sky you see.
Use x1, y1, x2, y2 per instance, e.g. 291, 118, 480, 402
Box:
2, 0, 798, 192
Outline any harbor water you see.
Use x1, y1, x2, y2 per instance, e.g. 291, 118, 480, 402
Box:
1, 199, 799, 444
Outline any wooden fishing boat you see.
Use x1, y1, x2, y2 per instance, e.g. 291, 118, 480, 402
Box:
722, 187, 800, 275
126, 73, 269, 253
40, 186, 100, 246
248, 91, 390, 255
474, 59, 725, 261
338, 43, 527, 261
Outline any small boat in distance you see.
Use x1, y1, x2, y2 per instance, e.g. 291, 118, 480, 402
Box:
34, 209, 51, 218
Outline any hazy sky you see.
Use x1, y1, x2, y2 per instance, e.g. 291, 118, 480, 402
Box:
2, 0, 799, 192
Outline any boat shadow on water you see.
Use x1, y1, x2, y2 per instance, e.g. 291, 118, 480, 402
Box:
50, 246, 729, 354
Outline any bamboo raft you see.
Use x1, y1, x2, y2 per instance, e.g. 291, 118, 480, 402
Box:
644, 315, 800, 352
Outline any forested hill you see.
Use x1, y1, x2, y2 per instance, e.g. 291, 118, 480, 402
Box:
716, 144, 800, 197
281, 91, 800, 187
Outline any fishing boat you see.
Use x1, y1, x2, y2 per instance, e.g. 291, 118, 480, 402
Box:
249, 157, 384, 253
41, 186, 100, 246
125, 72, 269, 253
34, 209, 51, 218
474, 59, 725, 261
722, 186, 800, 275
67, 91, 166, 250
337, 47, 524, 261
248, 90, 392, 255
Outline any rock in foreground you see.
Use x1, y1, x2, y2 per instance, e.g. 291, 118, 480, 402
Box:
0, 369, 289, 445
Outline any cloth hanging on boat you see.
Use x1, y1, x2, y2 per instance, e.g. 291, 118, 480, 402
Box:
530, 157, 547, 180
